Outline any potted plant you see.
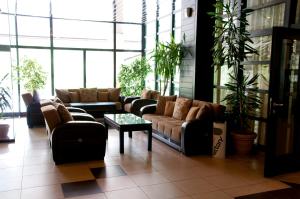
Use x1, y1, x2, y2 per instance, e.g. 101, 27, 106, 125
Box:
118, 57, 152, 96
151, 36, 189, 96
0, 73, 12, 138
209, 0, 261, 155
15, 57, 47, 100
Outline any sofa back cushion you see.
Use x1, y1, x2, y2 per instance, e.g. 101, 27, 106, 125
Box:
41, 105, 61, 133
172, 97, 193, 120
56, 104, 74, 123
69, 91, 80, 102
80, 88, 97, 102
141, 89, 152, 99
155, 95, 177, 115
164, 101, 175, 117
196, 104, 212, 120
185, 106, 200, 122
55, 89, 71, 103
98, 91, 109, 102
108, 88, 121, 102
150, 90, 160, 100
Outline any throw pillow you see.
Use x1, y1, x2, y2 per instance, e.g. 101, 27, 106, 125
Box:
53, 97, 64, 104
56, 104, 73, 123
69, 92, 80, 102
155, 95, 177, 115
108, 88, 121, 102
55, 89, 70, 103
150, 90, 160, 100
79, 88, 97, 102
41, 105, 62, 133
172, 97, 193, 120
164, 101, 175, 117
98, 91, 109, 102
185, 106, 201, 122
141, 89, 151, 99
196, 104, 212, 120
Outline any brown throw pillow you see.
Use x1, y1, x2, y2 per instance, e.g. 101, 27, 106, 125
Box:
98, 91, 109, 102
196, 104, 211, 120
185, 107, 201, 122
55, 89, 70, 103
53, 97, 64, 104
108, 88, 120, 102
79, 88, 97, 102
56, 104, 73, 123
155, 95, 177, 115
69, 92, 80, 102
141, 89, 151, 99
172, 97, 193, 120
164, 101, 175, 117
150, 90, 160, 100
41, 105, 62, 133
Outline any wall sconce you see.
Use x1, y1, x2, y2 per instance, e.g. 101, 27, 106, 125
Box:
185, 7, 193, 18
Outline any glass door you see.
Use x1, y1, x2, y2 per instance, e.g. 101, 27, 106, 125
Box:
264, 27, 300, 177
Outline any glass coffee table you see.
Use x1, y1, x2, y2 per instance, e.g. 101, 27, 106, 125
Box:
104, 113, 152, 154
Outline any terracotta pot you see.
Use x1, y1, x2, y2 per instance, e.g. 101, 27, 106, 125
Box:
0, 123, 10, 139
231, 130, 257, 155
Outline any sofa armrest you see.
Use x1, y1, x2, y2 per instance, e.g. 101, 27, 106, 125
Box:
181, 118, 213, 156
124, 96, 140, 104
140, 104, 157, 115
131, 99, 157, 116
71, 112, 96, 121
67, 107, 87, 113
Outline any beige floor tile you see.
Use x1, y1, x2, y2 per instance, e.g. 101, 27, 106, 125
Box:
97, 176, 137, 191
173, 178, 219, 195
105, 187, 148, 199
203, 173, 254, 189
0, 176, 22, 192
22, 164, 57, 176
141, 182, 187, 199
192, 190, 233, 199
21, 184, 64, 199
0, 167, 23, 178
0, 189, 21, 199
129, 171, 169, 186
21, 173, 60, 188
222, 180, 290, 197
67, 193, 107, 199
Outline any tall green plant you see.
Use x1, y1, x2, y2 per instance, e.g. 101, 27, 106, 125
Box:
152, 36, 189, 96
0, 73, 11, 118
209, 0, 261, 131
15, 58, 47, 93
118, 57, 152, 96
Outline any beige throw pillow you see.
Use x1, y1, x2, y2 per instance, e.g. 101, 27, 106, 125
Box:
56, 104, 73, 123
196, 104, 211, 120
69, 92, 80, 102
155, 95, 177, 115
79, 88, 97, 102
98, 91, 109, 102
172, 97, 193, 120
55, 89, 70, 103
108, 88, 120, 102
164, 101, 175, 117
185, 107, 201, 122
141, 89, 151, 99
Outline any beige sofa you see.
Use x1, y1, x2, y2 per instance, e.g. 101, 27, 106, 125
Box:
141, 96, 226, 155
55, 88, 122, 117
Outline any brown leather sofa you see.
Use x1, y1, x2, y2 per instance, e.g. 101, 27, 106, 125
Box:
41, 104, 106, 164
55, 88, 123, 117
141, 96, 226, 156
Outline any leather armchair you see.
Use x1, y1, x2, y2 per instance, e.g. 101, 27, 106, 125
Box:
22, 93, 45, 128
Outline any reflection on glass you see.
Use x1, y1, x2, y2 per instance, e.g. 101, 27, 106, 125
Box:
54, 50, 83, 89
244, 64, 270, 90
246, 36, 272, 61
106, 113, 151, 125
86, 51, 114, 88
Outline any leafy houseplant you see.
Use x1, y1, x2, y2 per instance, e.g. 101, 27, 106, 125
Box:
0, 73, 12, 138
118, 57, 152, 96
152, 36, 189, 96
209, 0, 261, 154
15, 58, 47, 99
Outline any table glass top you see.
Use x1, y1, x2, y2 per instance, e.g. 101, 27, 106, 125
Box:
104, 113, 151, 125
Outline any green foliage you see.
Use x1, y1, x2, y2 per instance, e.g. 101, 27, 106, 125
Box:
118, 57, 152, 96
15, 58, 47, 92
152, 36, 189, 96
0, 73, 11, 118
209, 0, 261, 132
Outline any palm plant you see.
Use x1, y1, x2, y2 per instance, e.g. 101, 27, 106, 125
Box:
152, 36, 189, 96
0, 73, 12, 118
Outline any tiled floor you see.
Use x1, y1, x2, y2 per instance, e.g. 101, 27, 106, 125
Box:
0, 117, 299, 199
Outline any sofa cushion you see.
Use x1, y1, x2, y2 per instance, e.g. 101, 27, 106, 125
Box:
155, 95, 177, 115
115, 102, 122, 110
172, 97, 193, 120
56, 104, 73, 123
55, 89, 70, 103
164, 101, 175, 117
150, 90, 160, 100
108, 88, 120, 102
186, 106, 201, 122
141, 89, 151, 99
196, 104, 212, 120
53, 97, 64, 104
69, 91, 80, 102
80, 88, 97, 102
41, 105, 61, 133
159, 120, 184, 138
98, 91, 109, 102
124, 103, 132, 112
171, 126, 182, 143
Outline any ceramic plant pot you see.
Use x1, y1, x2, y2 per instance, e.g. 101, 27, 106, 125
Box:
0, 123, 10, 139
232, 130, 257, 155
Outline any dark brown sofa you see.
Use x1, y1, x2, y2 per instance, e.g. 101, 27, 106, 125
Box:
141, 96, 226, 156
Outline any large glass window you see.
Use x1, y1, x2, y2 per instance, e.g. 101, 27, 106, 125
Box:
0, 15, 15, 45
116, 24, 142, 50
54, 50, 83, 89
17, 0, 50, 16
86, 51, 114, 88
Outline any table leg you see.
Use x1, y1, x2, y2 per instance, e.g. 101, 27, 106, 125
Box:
120, 130, 124, 154
128, 131, 132, 138
147, 128, 152, 151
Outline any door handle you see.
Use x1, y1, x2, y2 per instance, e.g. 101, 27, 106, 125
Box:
273, 102, 284, 107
